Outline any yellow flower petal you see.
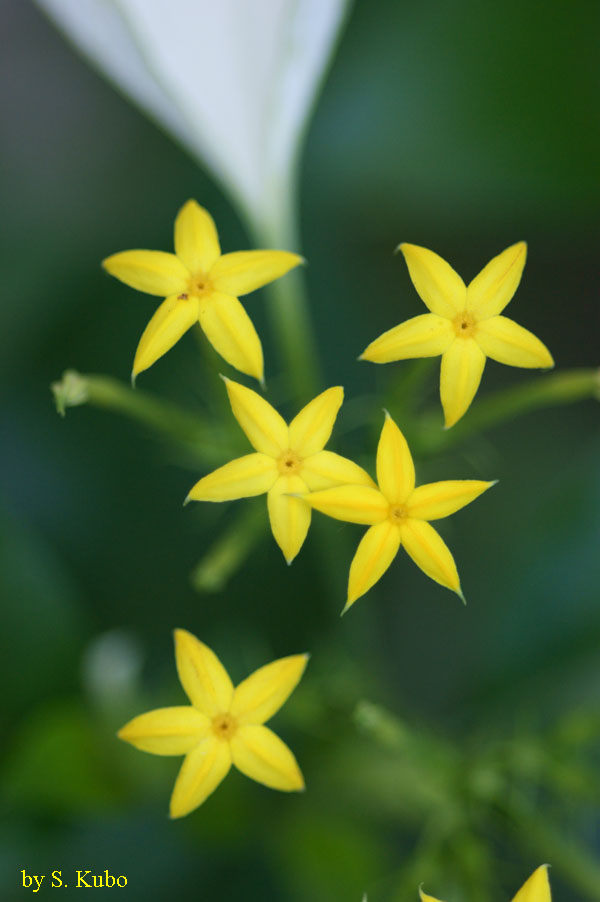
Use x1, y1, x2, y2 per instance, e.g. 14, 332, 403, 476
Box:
302, 450, 376, 492
224, 378, 288, 457
440, 337, 486, 428
174, 199, 220, 274
117, 706, 209, 756
174, 629, 234, 717
400, 519, 462, 596
406, 480, 495, 521
399, 244, 466, 319
360, 314, 453, 363
132, 295, 200, 379
198, 291, 264, 381
267, 475, 312, 564
466, 241, 527, 319
288, 386, 344, 457
231, 654, 309, 725
211, 250, 303, 296
186, 453, 277, 503
511, 865, 551, 902
230, 724, 304, 791
476, 316, 554, 369
376, 413, 415, 503
304, 485, 388, 525
345, 521, 401, 611
102, 250, 189, 296
169, 735, 231, 818
419, 890, 444, 902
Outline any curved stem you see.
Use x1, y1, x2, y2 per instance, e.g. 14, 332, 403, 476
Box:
52, 370, 225, 466
415, 368, 599, 454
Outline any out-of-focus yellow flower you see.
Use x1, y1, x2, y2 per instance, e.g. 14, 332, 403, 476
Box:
419, 863, 551, 901
103, 200, 302, 383
302, 412, 494, 610
360, 243, 554, 428
186, 377, 374, 564
118, 629, 307, 818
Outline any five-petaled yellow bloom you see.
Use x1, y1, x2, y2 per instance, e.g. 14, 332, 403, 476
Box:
118, 629, 307, 818
186, 377, 375, 564
420, 863, 552, 902
360, 242, 554, 427
102, 199, 303, 383
302, 412, 495, 610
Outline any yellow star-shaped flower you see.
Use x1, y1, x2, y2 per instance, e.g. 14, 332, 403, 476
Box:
186, 377, 375, 564
118, 629, 307, 818
302, 412, 495, 611
360, 242, 554, 427
102, 199, 303, 383
419, 863, 551, 902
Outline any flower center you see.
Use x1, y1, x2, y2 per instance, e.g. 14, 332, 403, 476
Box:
211, 712, 237, 741
186, 272, 213, 298
453, 311, 477, 338
278, 449, 303, 475
389, 503, 408, 522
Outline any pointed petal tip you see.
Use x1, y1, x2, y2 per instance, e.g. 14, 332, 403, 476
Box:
130, 370, 138, 388
183, 493, 192, 507
442, 414, 458, 430
341, 598, 355, 616
457, 587, 467, 605
173, 627, 191, 646
395, 241, 420, 257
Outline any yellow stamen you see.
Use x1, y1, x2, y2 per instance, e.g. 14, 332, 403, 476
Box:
188, 273, 213, 297
389, 503, 408, 522
453, 311, 477, 338
211, 712, 237, 740
277, 449, 303, 475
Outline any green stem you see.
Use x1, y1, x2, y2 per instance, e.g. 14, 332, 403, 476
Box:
416, 368, 600, 454
190, 503, 266, 593
51, 370, 225, 466
254, 190, 320, 402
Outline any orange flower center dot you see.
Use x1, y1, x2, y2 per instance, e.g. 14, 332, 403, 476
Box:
453, 311, 477, 338
389, 504, 408, 522
278, 449, 303, 475
212, 712, 237, 740
188, 273, 213, 297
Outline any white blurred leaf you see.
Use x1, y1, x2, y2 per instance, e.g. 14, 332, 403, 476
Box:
35, 0, 349, 232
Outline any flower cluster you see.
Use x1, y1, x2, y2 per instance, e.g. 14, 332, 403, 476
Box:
106, 199, 554, 865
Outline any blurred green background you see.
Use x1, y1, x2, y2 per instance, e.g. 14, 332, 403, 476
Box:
1, 1, 599, 900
